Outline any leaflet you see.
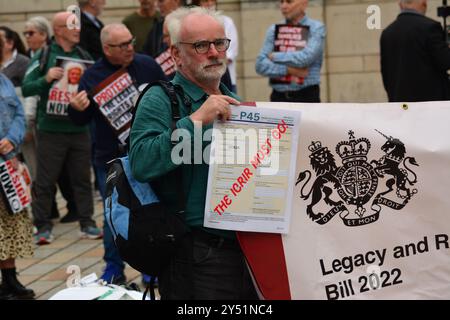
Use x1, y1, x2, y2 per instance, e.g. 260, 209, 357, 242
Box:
204, 105, 301, 234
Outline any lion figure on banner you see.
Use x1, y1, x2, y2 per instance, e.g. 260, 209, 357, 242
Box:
296, 141, 343, 220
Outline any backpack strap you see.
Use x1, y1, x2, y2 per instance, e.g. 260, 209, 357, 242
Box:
38, 45, 51, 73
128, 80, 191, 149
128, 80, 192, 215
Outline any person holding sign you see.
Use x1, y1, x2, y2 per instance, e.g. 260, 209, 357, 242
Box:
255, 0, 325, 102
22, 11, 102, 245
0, 41, 35, 299
69, 23, 166, 285
54, 61, 85, 92
129, 7, 258, 300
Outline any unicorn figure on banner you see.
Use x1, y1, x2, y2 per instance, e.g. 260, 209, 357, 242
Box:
370, 130, 419, 200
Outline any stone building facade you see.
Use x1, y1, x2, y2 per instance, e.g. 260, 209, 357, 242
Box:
0, 0, 446, 102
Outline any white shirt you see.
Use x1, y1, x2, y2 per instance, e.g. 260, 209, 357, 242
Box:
0, 49, 17, 70
223, 15, 239, 86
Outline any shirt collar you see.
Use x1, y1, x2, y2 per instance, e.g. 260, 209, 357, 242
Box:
83, 11, 101, 28
52, 40, 78, 55
285, 15, 309, 26
1, 49, 18, 70
172, 72, 232, 102
102, 56, 137, 71
299, 15, 308, 25
400, 8, 424, 16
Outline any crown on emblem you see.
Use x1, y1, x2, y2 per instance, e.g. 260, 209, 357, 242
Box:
335, 130, 371, 163
308, 141, 323, 153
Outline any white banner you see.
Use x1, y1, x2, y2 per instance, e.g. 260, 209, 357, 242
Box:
238, 101, 450, 300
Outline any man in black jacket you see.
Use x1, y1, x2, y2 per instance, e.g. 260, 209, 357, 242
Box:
69, 23, 166, 285
380, 0, 450, 102
78, 0, 105, 61
142, 0, 182, 58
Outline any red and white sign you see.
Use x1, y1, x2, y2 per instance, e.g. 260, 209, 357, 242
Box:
47, 56, 93, 117
91, 69, 139, 144
155, 48, 175, 77
270, 24, 309, 85
0, 159, 32, 214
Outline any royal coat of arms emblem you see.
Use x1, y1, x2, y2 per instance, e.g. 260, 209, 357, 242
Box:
297, 130, 419, 226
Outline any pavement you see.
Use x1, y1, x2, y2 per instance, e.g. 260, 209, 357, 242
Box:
15, 191, 147, 300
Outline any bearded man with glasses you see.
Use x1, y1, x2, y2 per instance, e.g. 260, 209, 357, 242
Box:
129, 7, 259, 300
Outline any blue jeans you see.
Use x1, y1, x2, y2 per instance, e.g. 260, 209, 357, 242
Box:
95, 163, 125, 272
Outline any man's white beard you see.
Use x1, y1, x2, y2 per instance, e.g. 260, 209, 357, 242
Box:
195, 58, 227, 82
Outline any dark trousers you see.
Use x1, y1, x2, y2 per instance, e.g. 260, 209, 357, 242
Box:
32, 131, 95, 233
159, 228, 259, 300
51, 163, 78, 216
270, 85, 321, 102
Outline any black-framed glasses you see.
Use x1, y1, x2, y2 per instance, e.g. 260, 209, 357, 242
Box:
107, 37, 136, 50
178, 38, 230, 54
23, 31, 36, 37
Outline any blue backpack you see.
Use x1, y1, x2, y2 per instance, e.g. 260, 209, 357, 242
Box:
105, 81, 191, 282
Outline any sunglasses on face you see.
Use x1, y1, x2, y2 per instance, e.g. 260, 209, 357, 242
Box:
178, 38, 231, 54
23, 31, 37, 37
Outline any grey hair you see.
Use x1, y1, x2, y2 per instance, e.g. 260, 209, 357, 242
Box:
100, 23, 129, 44
25, 16, 53, 38
166, 6, 224, 45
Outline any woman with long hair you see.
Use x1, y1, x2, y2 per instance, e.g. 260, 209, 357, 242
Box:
0, 26, 30, 87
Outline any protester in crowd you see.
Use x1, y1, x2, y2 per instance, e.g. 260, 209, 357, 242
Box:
0, 36, 35, 300
157, 6, 233, 92
23, 16, 52, 58
142, 0, 183, 58
193, 0, 239, 93
144, 0, 233, 89
380, 0, 450, 102
129, 7, 258, 299
78, 0, 107, 205
69, 23, 166, 285
255, 0, 325, 102
123, 0, 159, 53
21, 17, 51, 179
1, 25, 35, 180
21, 17, 78, 223
0, 26, 30, 87
78, 0, 106, 61
22, 11, 102, 245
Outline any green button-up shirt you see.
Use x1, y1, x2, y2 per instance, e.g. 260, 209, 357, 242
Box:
129, 72, 239, 238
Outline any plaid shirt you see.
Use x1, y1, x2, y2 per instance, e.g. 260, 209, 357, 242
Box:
255, 15, 326, 92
